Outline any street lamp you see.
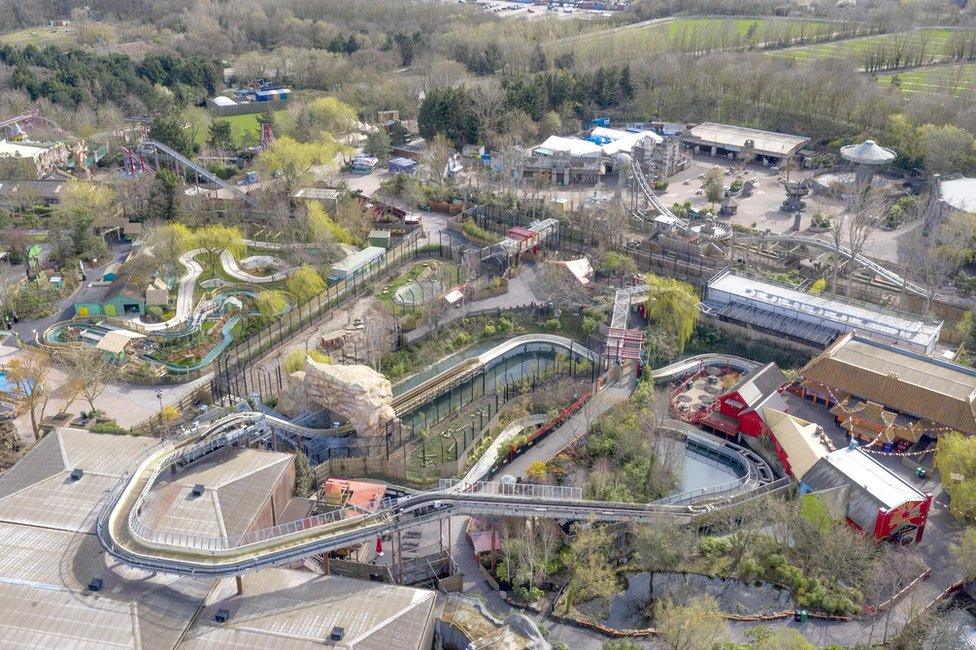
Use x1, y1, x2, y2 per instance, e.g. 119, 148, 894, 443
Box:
155, 389, 163, 413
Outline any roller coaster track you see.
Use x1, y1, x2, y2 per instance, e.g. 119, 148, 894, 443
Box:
737, 233, 952, 302
145, 139, 259, 208
96, 408, 790, 576
627, 154, 732, 241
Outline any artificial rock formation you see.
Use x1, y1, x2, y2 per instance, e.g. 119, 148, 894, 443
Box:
278, 358, 396, 438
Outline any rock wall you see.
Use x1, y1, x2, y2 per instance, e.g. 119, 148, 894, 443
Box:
278, 358, 396, 438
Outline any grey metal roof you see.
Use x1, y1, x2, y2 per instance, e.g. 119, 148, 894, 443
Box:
0, 429, 157, 533
143, 447, 292, 540
180, 569, 436, 650
802, 446, 927, 531
726, 362, 787, 407
0, 522, 211, 650
706, 272, 942, 352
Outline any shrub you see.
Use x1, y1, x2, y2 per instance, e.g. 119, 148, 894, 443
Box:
283, 348, 330, 373
460, 218, 497, 243
730, 179, 744, 193
699, 536, 733, 558
90, 421, 129, 435
545, 318, 561, 331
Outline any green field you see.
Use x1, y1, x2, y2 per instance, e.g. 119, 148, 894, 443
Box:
877, 62, 976, 96
564, 16, 858, 64
0, 22, 120, 48
768, 27, 961, 71
223, 114, 263, 144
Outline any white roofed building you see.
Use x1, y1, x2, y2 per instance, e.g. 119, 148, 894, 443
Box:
704, 270, 942, 354
683, 122, 809, 165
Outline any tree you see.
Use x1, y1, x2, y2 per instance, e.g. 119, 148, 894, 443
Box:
255, 290, 289, 319
951, 528, 976, 580
58, 347, 115, 415
293, 451, 314, 497
51, 180, 116, 263
703, 166, 725, 205
643, 274, 700, 354
147, 168, 182, 222
208, 119, 233, 150
306, 201, 356, 245
844, 187, 880, 296
918, 123, 976, 176
149, 112, 194, 157
631, 519, 695, 571
286, 265, 326, 302
565, 525, 617, 607
8, 348, 50, 441
307, 97, 358, 136
424, 133, 453, 185
935, 431, 976, 521
364, 129, 392, 161
417, 86, 477, 146
141, 221, 195, 272
388, 120, 409, 146
525, 460, 548, 483
256, 136, 349, 206
194, 224, 244, 269
654, 596, 731, 650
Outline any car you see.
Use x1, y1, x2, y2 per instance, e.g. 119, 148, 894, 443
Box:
683, 179, 692, 185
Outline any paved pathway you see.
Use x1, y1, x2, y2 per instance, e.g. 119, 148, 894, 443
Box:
219, 250, 294, 283
404, 267, 541, 344
504, 377, 634, 479
462, 414, 547, 485
133, 248, 202, 332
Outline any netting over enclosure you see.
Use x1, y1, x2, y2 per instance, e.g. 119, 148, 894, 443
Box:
394, 279, 443, 306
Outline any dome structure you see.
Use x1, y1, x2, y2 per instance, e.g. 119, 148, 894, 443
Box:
840, 140, 896, 166
840, 140, 896, 184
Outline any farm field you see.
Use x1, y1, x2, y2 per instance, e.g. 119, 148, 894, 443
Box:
768, 27, 968, 71
0, 25, 87, 47
876, 62, 976, 96
565, 16, 867, 66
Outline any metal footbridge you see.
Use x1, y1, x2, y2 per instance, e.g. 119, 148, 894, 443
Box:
97, 390, 787, 577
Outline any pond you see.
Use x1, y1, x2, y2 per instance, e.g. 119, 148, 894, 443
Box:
579, 572, 793, 630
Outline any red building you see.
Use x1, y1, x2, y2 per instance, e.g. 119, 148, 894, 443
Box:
702, 363, 788, 438
801, 445, 931, 543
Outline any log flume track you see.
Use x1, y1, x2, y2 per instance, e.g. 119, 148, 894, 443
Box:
97, 343, 786, 576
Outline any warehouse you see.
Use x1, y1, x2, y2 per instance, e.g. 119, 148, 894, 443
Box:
683, 122, 809, 165
703, 271, 942, 354
801, 444, 932, 543
800, 333, 976, 444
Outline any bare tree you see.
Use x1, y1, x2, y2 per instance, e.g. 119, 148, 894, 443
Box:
8, 348, 51, 441
468, 82, 506, 149
844, 186, 882, 296
58, 347, 116, 415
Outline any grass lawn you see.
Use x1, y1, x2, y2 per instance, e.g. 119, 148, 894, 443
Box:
877, 61, 976, 96
566, 16, 843, 64
768, 27, 958, 69
0, 24, 103, 47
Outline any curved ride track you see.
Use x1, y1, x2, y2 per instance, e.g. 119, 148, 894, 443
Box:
96, 344, 785, 577
132, 241, 304, 332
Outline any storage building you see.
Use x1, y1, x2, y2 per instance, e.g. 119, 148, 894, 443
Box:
683, 122, 809, 165
801, 444, 932, 543
704, 271, 942, 354
329, 246, 386, 284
